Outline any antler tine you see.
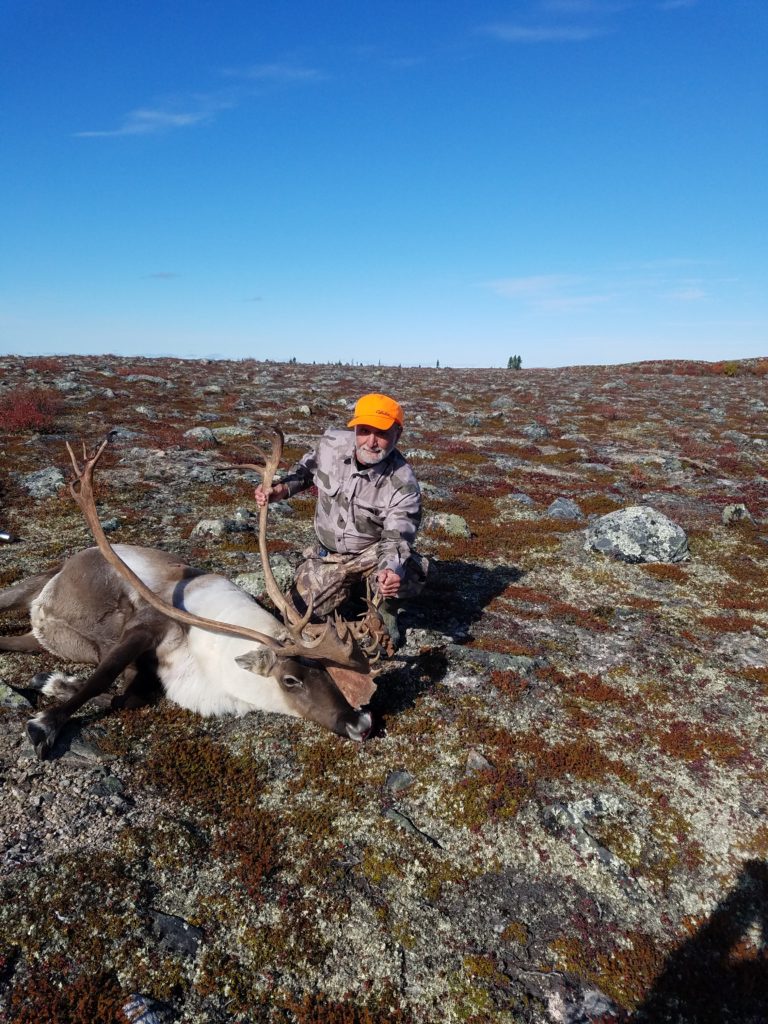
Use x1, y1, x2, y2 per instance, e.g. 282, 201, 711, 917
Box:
66, 437, 109, 486
294, 619, 367, 668
255, 429, 314, 633
219, 441, 276, 478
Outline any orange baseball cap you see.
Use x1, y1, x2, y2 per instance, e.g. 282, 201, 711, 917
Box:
347, 393, 404, 431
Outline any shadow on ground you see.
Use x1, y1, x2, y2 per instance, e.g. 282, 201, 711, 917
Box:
633, 859, 768, 1024
371, 559, 523, 727
406, 557, 522, 638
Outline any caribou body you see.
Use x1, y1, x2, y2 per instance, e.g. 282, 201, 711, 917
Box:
0, 545, 372, 757
0, 436, 383, 758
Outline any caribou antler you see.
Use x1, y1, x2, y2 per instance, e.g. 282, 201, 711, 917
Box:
65, 439, 368, 669
219, 432, 314, 629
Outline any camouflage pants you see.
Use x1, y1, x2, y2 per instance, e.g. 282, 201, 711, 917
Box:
293, 543, 429, 619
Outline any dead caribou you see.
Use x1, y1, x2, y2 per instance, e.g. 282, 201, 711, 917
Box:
0, 435, 388, 758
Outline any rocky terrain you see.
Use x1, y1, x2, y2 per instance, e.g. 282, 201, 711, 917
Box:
0, 354, 766, 1024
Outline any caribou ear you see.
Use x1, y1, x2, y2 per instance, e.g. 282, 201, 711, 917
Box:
235, 646, 278, 676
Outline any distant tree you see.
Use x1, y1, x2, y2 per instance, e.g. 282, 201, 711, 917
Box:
507, 355, 522, 370
436, 359, 440, 368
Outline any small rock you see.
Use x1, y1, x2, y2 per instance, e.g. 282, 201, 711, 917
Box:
89, 774, 126, 798
134, 405, 158, 420
107, 426, 142, 441
385, 770, 415, 795
547, 497, 583, 520
424, 512, 471, 538
232, 507, 256, 526
122, 992, 173, 1023
465, 750, 494, 775
722, 503, 753, 525
148, 909, 203, 957
0, 683, 33, 710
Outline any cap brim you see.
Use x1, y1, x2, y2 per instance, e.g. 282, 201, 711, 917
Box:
347, 414, 398, 431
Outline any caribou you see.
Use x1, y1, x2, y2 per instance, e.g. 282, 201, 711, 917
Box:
0, 434, 389, 758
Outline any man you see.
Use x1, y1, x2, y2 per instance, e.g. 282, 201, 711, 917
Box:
255, 393, 428, 646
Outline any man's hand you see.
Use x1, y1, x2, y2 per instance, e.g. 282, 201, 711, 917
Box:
254, 482, 289, 507
376, 568, 401, 599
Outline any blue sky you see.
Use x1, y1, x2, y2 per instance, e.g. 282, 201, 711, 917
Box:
1, 1, 766, 368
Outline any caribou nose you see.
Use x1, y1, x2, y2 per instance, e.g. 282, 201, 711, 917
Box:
346, 710, 373, 743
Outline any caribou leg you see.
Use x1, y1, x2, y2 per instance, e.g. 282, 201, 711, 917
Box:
26, 620, 165, 759
0, 569, 59, 653
0, 633, 46, 653
111, 650, 162, 710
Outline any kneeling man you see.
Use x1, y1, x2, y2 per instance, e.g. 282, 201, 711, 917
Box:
255, 393, 428, 646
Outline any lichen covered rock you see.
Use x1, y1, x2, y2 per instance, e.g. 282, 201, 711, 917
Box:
585, 505, 689, 563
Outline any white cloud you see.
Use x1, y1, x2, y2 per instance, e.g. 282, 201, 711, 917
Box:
666, 285, 707, 302
75, 101, 227, 138
74, 61, 322, 139
481, 22, 609, 41
485, 274, 582, 296
484, 264, 721, 312
484, 274, 609, 311
222, 63, 324, 83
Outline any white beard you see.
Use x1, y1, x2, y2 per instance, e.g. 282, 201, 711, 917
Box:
355, 445, 389, 466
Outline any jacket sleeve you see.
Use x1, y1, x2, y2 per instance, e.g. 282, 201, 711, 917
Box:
279, 447, 317, 497
377, 481, 422, 576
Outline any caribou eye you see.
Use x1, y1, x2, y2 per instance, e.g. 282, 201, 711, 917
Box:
282, 674, 304, 690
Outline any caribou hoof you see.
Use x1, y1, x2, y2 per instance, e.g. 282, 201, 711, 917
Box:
26, 714, 58, 760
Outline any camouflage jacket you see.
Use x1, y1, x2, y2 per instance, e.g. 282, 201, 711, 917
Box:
280, 429, 422, 576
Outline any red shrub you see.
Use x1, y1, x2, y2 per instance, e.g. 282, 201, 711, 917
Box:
26, 355, 67, 373
0, 387, 60, 433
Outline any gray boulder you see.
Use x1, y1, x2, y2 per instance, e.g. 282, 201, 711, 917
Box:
182, 426, 217, 446
521, 422, 550, 441
190, 518, 229, 538
585, 505, 689, 563
212, 425, 251, 441
124, 374, 172, 387
234, 556, 294, 597
21, 467, 66, 499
